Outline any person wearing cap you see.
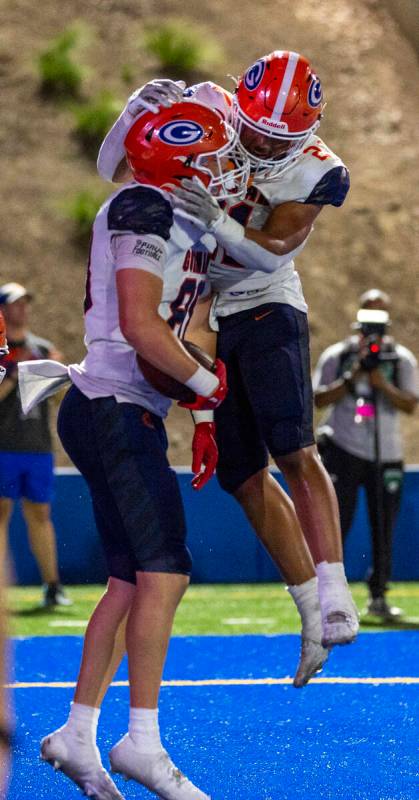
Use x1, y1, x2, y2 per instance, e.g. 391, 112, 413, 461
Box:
312, 289, 419, 618
0, 283, 72, 607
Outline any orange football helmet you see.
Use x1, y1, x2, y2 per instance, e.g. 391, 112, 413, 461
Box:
234, 50, 325, 180
124, 100, 249, 199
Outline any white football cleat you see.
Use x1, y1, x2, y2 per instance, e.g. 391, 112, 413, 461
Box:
320, 593, 360, 648
293, 637, 330, 688
109, 734, 211, 800
41, 727, 125, 800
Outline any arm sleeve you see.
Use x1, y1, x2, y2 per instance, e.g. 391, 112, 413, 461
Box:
97, 107, 133, 182
210, 213, 308, 273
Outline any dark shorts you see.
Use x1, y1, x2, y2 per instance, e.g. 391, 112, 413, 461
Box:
57, 386, 191, 584
215, 303, 315, 493
0, 452, 54, 503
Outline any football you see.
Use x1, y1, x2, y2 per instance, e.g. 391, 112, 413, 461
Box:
136, 340, 215, 402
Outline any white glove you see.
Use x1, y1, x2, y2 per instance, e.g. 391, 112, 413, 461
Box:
173, 177, 224, 228
0, 366, 5, 385
127, 79, 186, 116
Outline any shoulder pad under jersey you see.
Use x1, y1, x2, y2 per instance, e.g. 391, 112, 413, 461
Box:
255, 136, 348, 207
108, 185, 173, 240
304, 165, 350, 207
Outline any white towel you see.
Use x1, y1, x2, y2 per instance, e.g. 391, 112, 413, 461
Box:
18, 360, 71, 414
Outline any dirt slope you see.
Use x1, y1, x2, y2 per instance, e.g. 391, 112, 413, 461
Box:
1, 0, 419, 463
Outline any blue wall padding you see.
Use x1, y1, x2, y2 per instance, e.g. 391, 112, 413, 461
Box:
8, 468, 419, 584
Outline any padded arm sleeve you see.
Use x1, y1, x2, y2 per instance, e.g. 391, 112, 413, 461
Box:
210, 213, 307, 273
97, 107, 133, 182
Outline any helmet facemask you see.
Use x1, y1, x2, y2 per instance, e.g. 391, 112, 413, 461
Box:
233, 103, 320, 181
179, 121, 250, 200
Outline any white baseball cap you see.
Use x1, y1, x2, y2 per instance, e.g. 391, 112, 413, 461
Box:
0, 282, 32, 305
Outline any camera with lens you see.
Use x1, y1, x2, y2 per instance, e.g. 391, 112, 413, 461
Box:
354, 309, 397, 372
359, 334, 383, 371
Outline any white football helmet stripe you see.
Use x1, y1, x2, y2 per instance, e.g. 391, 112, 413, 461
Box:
272, 51, 299, 121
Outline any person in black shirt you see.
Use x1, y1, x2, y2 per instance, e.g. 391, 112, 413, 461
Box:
0, 282, 71, 607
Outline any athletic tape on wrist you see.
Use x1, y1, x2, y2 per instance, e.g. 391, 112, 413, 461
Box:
191, 410, 214, 424
185, 365, 219, 397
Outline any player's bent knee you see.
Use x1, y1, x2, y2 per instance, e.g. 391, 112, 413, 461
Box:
275, 444, 319, 477
107, 576, 138, 596
139, 550, 193, 576
218, 462, 268, 495
233, 469, 270, 503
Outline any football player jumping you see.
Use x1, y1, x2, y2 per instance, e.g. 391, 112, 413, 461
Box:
32, 101, 249, 800
97, 52, 359, 683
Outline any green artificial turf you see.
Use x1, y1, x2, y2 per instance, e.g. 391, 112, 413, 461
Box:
8, 582, 419, 637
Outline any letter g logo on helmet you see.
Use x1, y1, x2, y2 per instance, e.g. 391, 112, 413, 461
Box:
159, 121, 204, 145
308, 78, 323, 108
243, 60, 265, 91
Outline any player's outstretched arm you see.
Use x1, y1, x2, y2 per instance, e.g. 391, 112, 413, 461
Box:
174, 178, 322, 273
97, 80, 186, 183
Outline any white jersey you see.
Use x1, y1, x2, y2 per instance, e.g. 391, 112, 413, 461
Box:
69, 182, 209, 417
208, 134, 350, 319
184, 83, 349, 319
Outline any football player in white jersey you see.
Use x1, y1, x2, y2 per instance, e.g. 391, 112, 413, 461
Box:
177, 52, 359, 649
97, 52, 359, 686
36, 101, 248, 800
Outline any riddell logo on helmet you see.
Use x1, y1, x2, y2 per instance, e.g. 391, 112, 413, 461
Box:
260, 118, 289, 132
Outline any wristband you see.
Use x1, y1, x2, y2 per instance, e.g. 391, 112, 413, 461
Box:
185, 365, 219, 397
191, 410, 214, 424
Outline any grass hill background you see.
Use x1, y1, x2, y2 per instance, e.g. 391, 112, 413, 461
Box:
2, 0, 419, 464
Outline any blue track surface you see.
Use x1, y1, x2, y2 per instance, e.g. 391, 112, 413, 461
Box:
8, 633, 419, 800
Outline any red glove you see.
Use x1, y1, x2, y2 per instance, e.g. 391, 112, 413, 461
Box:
191, 422, 218, 490
179, 359, 228, 411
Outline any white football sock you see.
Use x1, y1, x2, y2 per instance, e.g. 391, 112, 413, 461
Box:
128, 707, 162, 753
316, 561, 356, 613
66, 702, 100, 744
316, 561, 348, 589
287, 577, 321, 640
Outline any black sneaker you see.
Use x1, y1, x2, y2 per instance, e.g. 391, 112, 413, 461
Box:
366, 597, 403, 619
42, 583, 73, 608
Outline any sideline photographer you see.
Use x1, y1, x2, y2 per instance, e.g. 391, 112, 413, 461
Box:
313, 289, 419, 618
